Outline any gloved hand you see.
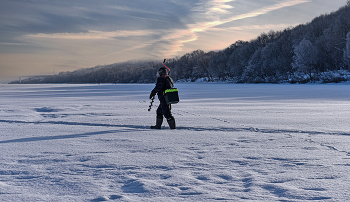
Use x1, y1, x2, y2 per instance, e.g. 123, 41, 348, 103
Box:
149, 93, 155, 99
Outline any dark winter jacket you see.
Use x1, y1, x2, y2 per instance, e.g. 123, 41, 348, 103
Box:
151, 76, 174, 100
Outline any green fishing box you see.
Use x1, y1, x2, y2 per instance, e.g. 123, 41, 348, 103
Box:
164, 88, 179, 104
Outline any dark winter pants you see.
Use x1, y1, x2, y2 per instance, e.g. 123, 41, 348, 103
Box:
156, 100, 172, 119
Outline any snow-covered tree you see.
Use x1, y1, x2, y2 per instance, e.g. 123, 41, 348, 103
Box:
292, 39, 318, 80
344, 32, 350, 69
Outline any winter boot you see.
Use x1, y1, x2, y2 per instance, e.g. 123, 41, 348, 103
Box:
151, 115, 163, 129
167, 116, 176, 129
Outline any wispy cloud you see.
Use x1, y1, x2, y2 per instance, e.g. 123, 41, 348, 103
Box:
18, 0, 309, 59
167, 0, 309, 56
220, 0, 310, 24
0, 42, 26, 46
208, 23, 299, 32
197, 0, 234, 15
23, 30, 157, 40
108, 5, 167, 16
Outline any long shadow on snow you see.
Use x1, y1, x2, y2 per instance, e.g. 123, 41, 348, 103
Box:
0, 130, 129, 144
0, 119, 149, 144
0, 119, 148, 128
1, 119, 349, 141
177, 126, 350, 136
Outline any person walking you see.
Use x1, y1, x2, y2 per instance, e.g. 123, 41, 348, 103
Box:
149, 67, 176, 129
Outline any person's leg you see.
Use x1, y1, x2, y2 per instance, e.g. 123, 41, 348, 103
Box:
166, 115, 176, 129
162, 103, 176, 129
151, 113, 163, 129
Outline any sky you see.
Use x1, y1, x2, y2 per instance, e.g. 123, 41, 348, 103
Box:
0, 0, 348, 82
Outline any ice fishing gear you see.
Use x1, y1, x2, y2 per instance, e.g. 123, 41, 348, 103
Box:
163, 59, 171, 75
148, 96, 155, 111
164, 88, 179, 104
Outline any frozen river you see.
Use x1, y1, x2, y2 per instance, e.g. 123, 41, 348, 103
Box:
1, 83, 350, 201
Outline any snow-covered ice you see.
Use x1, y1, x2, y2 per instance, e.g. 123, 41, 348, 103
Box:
0, 83, 350, 201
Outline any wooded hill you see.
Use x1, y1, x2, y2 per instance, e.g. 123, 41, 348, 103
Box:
12, 2, 350, 84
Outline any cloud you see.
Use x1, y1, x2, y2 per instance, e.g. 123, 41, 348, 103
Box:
208, 23, 299, 32
22, 30, 158, 40
166, 0, 309, 56
108, 5, 168, 16
14, 0, 310, 60
221, 0, 310, 24
194, 0, 309, 32
1, 0, 320, 80
193, 0, 234, 15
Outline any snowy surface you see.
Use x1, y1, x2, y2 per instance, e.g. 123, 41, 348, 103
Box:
1, 83, 350, 201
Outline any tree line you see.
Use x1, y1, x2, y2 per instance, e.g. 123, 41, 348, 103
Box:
12, 2, 350, 84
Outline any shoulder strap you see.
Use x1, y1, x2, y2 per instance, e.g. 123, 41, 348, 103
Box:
167, 77, 174, 88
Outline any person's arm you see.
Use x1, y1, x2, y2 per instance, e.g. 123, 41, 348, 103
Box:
150, 77, 166, 98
